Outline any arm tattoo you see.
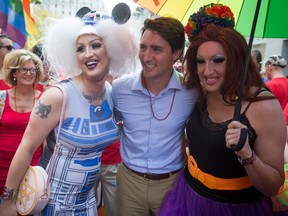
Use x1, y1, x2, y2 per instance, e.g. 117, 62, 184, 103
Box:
34, 100, 52, 119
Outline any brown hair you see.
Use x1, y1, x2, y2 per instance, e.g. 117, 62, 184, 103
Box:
184, 24, 264, 105
3, 49, 44, 86
141, 17, 185, 55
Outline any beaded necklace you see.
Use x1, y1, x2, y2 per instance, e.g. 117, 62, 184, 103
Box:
147, 89, 176, 121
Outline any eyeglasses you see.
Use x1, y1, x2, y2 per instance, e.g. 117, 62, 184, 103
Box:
18, 67, 38, 74
0, 45, 14, 51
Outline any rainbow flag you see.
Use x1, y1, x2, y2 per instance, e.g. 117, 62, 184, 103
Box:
0, 0, 35, 47
23, 0, 37, 35
0, 1, 8, 31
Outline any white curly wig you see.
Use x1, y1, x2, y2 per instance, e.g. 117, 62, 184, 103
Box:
43, 17, 138, 78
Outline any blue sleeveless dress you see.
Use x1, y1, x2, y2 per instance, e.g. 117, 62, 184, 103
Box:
41, 79, 119, 216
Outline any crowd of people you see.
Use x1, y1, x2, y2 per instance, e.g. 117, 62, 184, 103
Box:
0, 3, 288, 216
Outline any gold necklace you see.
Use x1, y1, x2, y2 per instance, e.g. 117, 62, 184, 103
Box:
14, 87, 35, 124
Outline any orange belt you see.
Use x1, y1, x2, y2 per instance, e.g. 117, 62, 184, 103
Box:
188, 155, 252, 190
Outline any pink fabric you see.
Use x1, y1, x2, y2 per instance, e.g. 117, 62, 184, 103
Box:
0, 90, 43, 194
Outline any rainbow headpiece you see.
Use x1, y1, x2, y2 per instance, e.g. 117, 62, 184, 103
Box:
185, 3, 235, 41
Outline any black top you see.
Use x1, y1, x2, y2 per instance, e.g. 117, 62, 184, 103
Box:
184, 97, 263, 203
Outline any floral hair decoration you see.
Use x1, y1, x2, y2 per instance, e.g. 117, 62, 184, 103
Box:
185, 3, 235, 41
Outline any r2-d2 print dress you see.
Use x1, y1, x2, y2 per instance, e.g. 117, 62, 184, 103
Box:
41, 79, 119, 216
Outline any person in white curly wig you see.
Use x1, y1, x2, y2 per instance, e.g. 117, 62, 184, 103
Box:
0, 16, 137, 215
44, 17, 137, 78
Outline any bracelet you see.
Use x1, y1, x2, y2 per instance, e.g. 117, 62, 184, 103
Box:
237, 151, 257, 166
1, 186, 17, 200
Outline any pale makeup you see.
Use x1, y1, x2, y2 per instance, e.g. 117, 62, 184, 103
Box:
196, 41, 227, 93
76, 34, 110, 82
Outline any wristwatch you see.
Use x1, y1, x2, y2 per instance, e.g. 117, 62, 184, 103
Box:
1, 186, 17, 200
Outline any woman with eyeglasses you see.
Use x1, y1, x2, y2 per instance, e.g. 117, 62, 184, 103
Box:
0, 49, 45, 209
0, 34, 14, 90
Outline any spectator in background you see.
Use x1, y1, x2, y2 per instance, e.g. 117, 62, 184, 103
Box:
0, 49, 44, 197
0, 35, 14, 90
31, 42, 61, 91
173, 59, 183, 73
260, 70, 269, 83
271, 103, 288, 215
95, 139, 121, 216
262, 55, 288, 215
264, 55, 288, 110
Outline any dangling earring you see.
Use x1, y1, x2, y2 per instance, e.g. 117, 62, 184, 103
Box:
13, 77, 16, 81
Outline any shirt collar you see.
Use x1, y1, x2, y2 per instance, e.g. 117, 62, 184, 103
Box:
131, 69, 183, 93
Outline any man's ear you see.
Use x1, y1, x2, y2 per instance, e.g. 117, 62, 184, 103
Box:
172, 49, 182, 62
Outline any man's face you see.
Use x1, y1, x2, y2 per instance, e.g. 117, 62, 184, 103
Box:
0, 38, 14, 68
139, 29, 180, 81
265, 63, 272, 80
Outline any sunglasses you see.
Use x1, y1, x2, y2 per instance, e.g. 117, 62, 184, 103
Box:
0, 45, 14, 51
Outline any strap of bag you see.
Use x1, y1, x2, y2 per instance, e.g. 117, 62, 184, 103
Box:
0, 90, 7, 120
45, 84, 67, 189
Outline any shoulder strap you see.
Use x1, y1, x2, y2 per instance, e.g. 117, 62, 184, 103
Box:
243, 87, 269, 114
45, 84, 67, 189
0, 90, 7, 120
53, 84, 67, 142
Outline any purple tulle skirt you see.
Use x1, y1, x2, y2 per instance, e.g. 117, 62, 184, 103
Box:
158, 171, 274, 216
274, 211, 288, 216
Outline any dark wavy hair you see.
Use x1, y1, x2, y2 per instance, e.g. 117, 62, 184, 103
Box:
184, 24, 265, 105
